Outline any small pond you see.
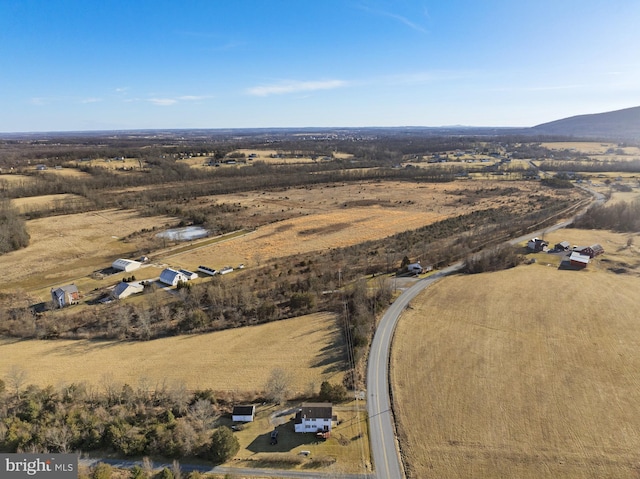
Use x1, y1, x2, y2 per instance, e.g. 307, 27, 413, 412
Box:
156, 226, 209, 241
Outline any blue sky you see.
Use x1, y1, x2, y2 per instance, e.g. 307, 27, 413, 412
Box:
1, 0, 639, 132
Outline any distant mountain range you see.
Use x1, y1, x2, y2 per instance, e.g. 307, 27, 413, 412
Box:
2, 107, 640, 141
531, 106, 640, 140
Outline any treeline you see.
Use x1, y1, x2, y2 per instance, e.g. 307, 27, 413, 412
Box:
0, 200, 29, 253
462, 245, 523, 274
0, 193, 582, 343
572, 199, 640, 232
0, 377, 240, 463
538, 159, 640, 173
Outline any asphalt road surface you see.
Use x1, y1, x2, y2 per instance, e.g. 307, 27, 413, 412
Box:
366, 264, 461, 479
365, 184, 604, 478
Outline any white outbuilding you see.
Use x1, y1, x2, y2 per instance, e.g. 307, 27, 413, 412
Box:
112, 258, 142, 272
111, 281, 144, 300
159, 268, 187, 286
232, 405, 256, 422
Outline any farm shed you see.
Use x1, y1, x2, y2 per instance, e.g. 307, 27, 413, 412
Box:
527, 238, 548, 252
198, 265, 217, 276
112, 258, 142, 272
570, 251, 590, 268
159, 268, 187, 286
555, 241, 571, 251
574, 244, 605, 258
294, 402, 336, 433
232, 405, 256, 422
111, 281, 144, 300
178, 269, 198, 280
51, 284, 80, 308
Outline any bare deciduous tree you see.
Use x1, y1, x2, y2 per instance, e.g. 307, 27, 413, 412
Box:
265, 367, 291, 405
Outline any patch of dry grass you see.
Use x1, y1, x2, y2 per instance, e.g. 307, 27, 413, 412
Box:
540, 141, 640, 156
0, 209, 178, 291
0, 174, 36, 185
170, 180, 577, 271
0, 312, 345, 393
39, 168, 92, 178
392, 259, 640, 478
10, 193, 88, 213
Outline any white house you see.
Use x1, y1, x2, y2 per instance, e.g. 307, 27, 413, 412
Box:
407, 262, 423, 274
159, 268, 187, 286
232, 405, 256, 422
112, 258, 142, 272
294, 403, 336, 433
111, 281, 144, 300
51, 284, 80, 308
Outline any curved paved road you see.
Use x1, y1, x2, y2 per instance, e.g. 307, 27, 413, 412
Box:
366, 185, 604, 478
367, 264, 461, 479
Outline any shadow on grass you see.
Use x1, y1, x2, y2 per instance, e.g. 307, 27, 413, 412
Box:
246, 421, 323, 454
558, 260, 587, 271
309, 321, 347, 375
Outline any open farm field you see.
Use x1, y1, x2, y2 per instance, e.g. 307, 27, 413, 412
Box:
392, 256, 640, 478
171, 205, 448, 271
73, 158, 145, 171
0, 173, 36, 187
1, 180, 583, 296
540, 141, 640, 156
169, 180, 579, 271
38, 167, 92, 178
0, 208, 178, 291
606, 190, 640, 205
10, 193, 89, 213
0, 312, 344, 393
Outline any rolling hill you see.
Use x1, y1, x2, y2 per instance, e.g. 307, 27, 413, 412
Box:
531, 105, 640, 140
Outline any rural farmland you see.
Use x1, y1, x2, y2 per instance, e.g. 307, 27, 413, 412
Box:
391, 237, 640, 478
0, 312, 344, 393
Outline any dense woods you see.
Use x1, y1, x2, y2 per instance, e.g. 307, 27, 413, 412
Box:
573, 199, 640, 232
0, 200, 29, 253
0, 377, 240, 461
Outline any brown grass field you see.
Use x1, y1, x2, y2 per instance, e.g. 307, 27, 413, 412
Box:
607, 190, 640, 205
0, 173, 36, 187
1, 180, 581, 296
10, 193, 88, 213
38, 167, 92, 178
0, 312, 345, 393
169, 180, 581, 271
540, 141, 640, 156
0, 208, 178, 291
391, 233, 640, 478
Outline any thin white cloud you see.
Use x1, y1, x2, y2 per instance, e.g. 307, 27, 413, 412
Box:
177, 95, 210, 101
357, 3, 428, 34
148, 98, 178, 106
30, 97, 48, 105
81, 97, 102, 104
115, 87, 129, 93
247, 80, 347, 97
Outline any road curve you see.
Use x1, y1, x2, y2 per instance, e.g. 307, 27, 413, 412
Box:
366, 264, 461, 479
366, 185, 602, 478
